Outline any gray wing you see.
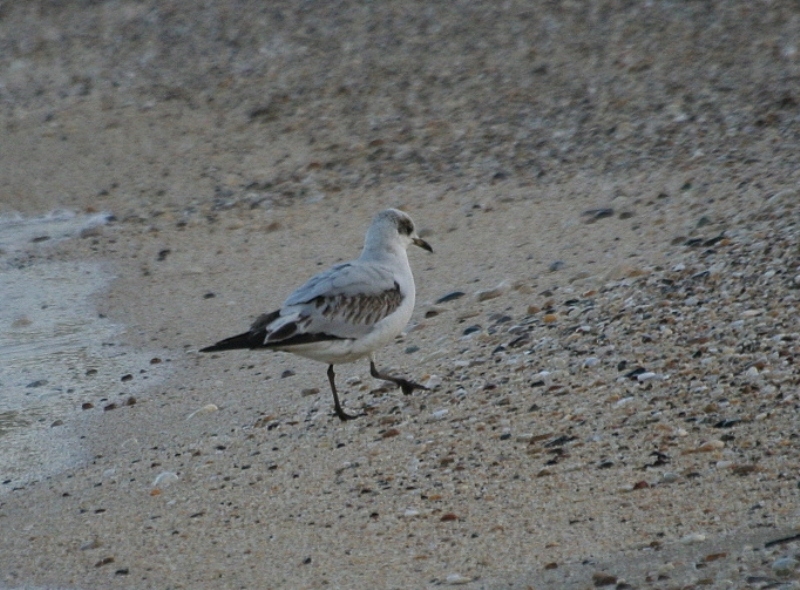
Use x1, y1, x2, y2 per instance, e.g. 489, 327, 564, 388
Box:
263, 261, 404, 344
283, 262, 394, 306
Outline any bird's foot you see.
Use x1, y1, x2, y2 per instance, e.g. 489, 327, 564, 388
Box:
369, 360, 429, 396
334, 406, 366, 421
395, 378, 429, 396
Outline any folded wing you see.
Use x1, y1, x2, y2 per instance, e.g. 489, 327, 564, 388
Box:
202, 262, 405, 352
267, 262, 404, 345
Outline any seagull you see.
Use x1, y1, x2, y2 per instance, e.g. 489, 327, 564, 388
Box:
200, 208, 433, 421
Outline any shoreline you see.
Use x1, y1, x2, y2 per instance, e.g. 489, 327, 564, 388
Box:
0, 220, 173, 494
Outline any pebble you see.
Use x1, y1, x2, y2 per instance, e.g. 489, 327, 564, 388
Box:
636, 371, 658, 382
440, 513, 458, 521
421, 349, 450, 364
475, 280, 509, 301
582, 208, 615, 222
656, 562, 675, 576
187, 403, 219, 419
435, 291, 466, 304
591, 572, 617, 586
680, 533, 707, 544
445, 573, 472, 585
421, 374, 442, 389
772, 556, 799, 576
692, 440, 725, 453
462, 324, 481, 335
431, 409, 449, 420
741, 309, 763, 317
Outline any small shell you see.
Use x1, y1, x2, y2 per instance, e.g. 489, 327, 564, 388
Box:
152, 471, 179, 488
187, 403, 219, 419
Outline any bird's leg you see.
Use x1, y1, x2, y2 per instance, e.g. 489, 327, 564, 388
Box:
327, 364, 361, 421
369, 358, 429, 396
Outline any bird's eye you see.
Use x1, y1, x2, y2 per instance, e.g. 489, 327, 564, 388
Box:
398, 218, 414, 235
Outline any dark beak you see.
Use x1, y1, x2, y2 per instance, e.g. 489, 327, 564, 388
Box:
413, 237, 433, 253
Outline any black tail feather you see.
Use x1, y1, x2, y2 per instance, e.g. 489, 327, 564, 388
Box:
200, 309, 349, 353
200, 331, 264, 352
200, 309, 280, 353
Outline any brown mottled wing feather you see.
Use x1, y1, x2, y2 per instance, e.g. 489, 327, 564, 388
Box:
312, 281, 403, 327
264, 281, 403, 347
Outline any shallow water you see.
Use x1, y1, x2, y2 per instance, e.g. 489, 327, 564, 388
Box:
0, 209, 112, 257
0, 260, 119, 422
0, 212, 166, 491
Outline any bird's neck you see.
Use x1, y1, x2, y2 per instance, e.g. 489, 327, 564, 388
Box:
359, 238, 407, 263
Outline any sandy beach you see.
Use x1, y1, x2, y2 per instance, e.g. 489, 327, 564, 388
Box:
1, 2, 799, 588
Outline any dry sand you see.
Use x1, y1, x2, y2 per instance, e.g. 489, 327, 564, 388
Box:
1, 2, 799, 588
